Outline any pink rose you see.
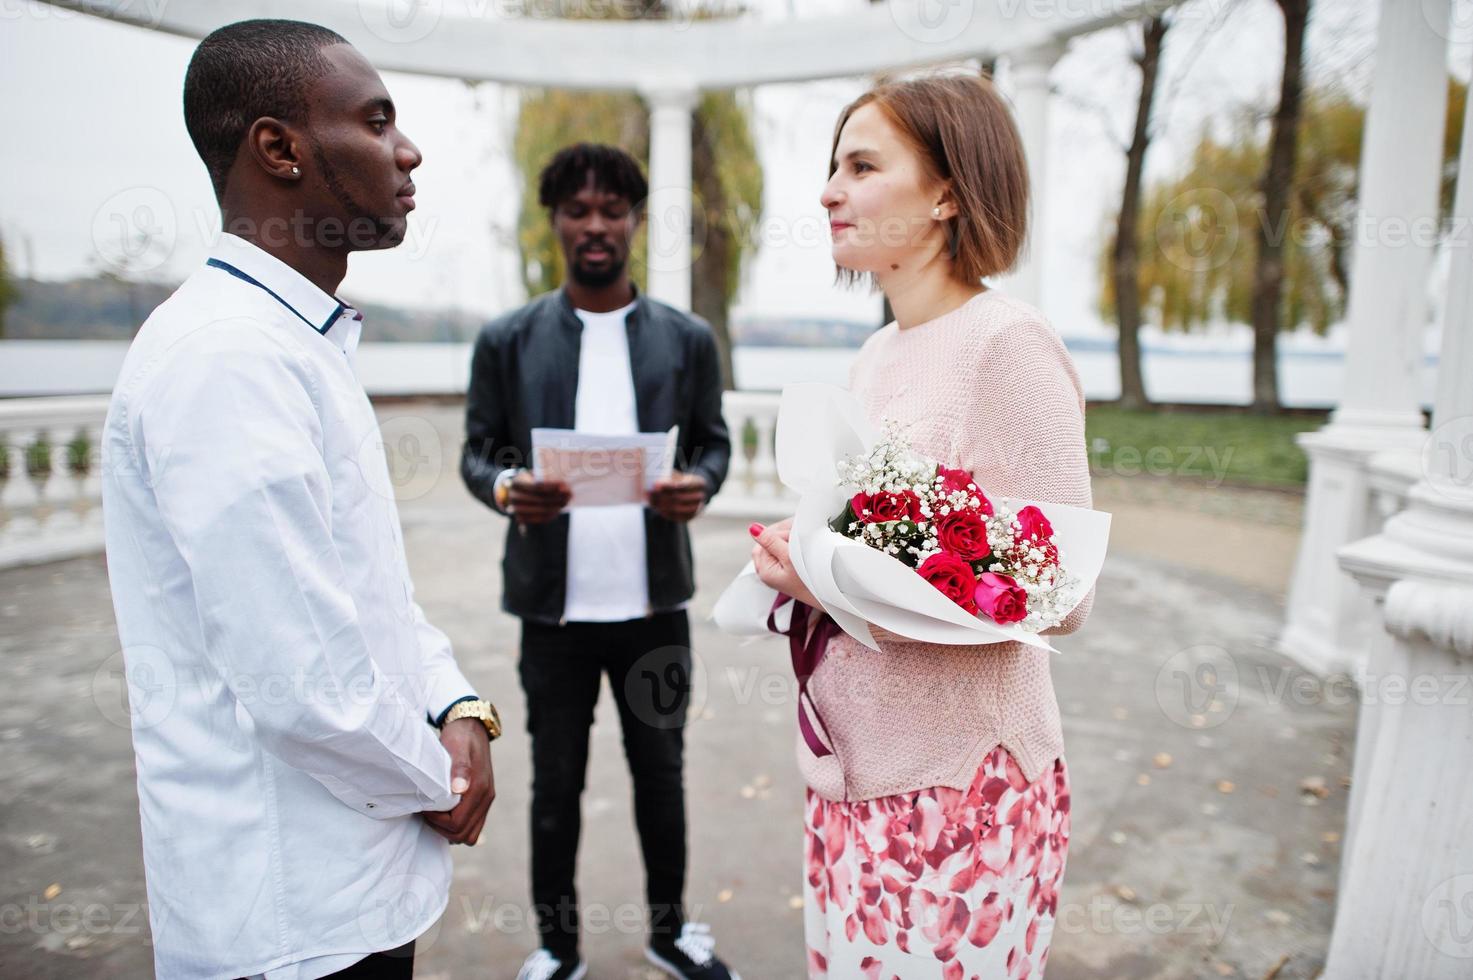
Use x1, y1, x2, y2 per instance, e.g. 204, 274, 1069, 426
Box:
918, 552, 978, 614
936, 465, 993, 515
851, 490, 922, 523
934, 509, 991, 561
1014, 505, 1054, 543
974, 572, 1028, 625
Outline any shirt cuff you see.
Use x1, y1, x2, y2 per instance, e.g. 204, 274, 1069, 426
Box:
431, 694, 480, 729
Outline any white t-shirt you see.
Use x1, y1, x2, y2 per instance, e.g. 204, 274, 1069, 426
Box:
563, 300, 651, 623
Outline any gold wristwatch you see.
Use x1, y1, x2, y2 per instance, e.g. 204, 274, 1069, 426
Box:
442, 698, 502, 741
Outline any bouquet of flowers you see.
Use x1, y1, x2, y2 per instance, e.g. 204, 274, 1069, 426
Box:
714, 384, 1110, 652
833, 420, 1080, 632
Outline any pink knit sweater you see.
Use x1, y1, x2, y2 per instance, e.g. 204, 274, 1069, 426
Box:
799, 287, 1096, 802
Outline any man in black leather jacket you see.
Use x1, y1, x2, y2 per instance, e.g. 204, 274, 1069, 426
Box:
460, 143, 736, 980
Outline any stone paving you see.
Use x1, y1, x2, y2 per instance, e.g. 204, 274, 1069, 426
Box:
0, 403, 1348, 979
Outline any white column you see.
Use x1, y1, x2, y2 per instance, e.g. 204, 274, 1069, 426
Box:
1279, 0, 1448, 677
643, 85, 698, 311
1325, 68, 1473, 977
1002, 41, 1061, 310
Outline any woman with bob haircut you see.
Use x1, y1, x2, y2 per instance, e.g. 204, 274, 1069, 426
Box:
749, 73, 1096, 978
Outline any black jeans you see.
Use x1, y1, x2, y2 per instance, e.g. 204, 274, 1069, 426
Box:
235, 941, 415, 980
519, 610, 692, 958
323, 942, 414, 979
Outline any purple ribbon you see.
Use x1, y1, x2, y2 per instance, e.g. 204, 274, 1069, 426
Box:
768, 594, 842, 758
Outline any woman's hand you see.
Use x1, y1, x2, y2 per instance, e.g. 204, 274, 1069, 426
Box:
749, 519, 820, 609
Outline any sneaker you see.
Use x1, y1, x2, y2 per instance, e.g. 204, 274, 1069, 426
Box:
515, 948, 587, 980
645, 922, 741, 980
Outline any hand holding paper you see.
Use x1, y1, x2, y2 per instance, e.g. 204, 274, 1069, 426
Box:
650, 471, 709, 523
530, 426, 679, 509
507, 471, 571, 525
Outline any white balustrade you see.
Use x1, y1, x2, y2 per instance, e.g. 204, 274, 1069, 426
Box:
0, 392, 788, 570
708, 391, 793, 518
0, 397, 110, 569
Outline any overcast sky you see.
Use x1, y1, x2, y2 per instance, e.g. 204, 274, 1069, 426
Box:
1, 0, 1467, 334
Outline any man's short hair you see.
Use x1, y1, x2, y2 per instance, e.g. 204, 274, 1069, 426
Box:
183, 19, 348, 199
537, 143, 649, 212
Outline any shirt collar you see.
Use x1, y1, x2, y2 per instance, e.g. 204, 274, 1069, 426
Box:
556, 281, 643, 326
205, 233, 360, 352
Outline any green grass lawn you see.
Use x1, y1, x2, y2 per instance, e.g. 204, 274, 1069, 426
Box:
1084, 405, 1323, 488
736, 404, 1322, 489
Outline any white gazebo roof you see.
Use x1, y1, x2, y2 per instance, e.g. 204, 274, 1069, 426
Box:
41, 0, 1176, 89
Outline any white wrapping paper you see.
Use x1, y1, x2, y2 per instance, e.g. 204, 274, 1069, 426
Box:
713, 384, 1112, 652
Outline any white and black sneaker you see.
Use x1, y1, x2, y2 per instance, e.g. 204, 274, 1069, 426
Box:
515, 948, 587, 980
645, 922, 741, 980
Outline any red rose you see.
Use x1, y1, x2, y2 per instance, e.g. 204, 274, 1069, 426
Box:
851, 490, 922, 523
936, 465, 993, 515
918, 552, 978, 614
974, 572, 1028, 624
1014, 505, 1054, 543
934, 509, 991, 561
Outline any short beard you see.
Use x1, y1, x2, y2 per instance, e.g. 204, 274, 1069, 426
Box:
569, 256, 626, 289
311, 140, 400, 248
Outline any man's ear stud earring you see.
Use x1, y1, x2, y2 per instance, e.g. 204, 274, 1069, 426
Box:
291, 166, 301, 176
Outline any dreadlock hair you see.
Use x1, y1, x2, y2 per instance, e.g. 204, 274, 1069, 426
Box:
537, 142, 649, 213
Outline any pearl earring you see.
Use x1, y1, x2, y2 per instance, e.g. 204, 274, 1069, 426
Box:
932, 206, 942, 218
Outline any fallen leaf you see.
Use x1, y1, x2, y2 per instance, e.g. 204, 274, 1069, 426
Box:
1136, 773, 1151, 786
788, 896, 804, 910
1299, 776, 1330, 799
1153, 753, 1173, 769
717, 889, 734, 903
1216, 780, 1236, 794
43, 883, 61, 901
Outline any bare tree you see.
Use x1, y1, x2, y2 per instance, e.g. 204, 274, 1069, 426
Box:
1111, 15, 1169, 411
1249, 0, 1311, 414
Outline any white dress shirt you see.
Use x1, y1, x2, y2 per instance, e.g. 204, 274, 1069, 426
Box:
101, 233, 477, 980
562, 301, 652, 623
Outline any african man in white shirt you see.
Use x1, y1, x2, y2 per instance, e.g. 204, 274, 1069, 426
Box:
100, 20, 496, 980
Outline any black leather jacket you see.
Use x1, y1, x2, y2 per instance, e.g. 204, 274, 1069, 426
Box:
460, 285, 731, 624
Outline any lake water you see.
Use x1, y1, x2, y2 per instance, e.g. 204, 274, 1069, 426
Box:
1, 337, 1441, 409
734, 342, 1440, 410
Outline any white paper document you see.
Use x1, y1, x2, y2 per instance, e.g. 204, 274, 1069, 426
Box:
531, 426, 679, 508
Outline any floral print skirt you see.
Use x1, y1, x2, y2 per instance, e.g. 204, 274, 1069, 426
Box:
803, 746, 1070, 979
